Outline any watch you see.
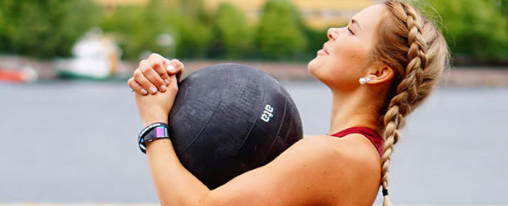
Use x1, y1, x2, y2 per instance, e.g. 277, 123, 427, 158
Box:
137, 122, 170, 154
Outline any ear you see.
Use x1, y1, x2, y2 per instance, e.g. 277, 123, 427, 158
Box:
366, 65, 394, 85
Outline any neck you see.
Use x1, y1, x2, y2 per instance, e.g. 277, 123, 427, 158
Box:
328, 89, 382, 135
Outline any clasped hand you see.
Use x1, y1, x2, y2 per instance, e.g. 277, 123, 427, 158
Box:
128, 53, 185, 126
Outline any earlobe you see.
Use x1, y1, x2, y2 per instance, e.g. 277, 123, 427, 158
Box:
366, 66, 394, 85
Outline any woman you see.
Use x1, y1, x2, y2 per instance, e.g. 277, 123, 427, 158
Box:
128, 0, 449, 205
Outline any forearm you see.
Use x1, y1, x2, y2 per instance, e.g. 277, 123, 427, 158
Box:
142, 115, 210, 206
146, 139, 211, 206
132, 56, 209, 205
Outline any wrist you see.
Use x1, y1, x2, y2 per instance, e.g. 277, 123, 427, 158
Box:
141, 109, 169, 127
143, 117, 168, 127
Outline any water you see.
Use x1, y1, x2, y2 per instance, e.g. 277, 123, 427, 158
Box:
0, 81, 507, 204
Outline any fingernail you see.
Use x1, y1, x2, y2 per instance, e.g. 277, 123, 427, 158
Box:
149, 87, 157, 94
141, 89, 148, 95
165, 79, 170, 85
160, 85, 167, 92
167, 65, 175, 72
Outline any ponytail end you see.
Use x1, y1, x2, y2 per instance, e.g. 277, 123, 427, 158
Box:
382, 188, 392, 206
383, 194, 393, 206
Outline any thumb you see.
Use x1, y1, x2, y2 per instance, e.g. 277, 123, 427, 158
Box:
165, 59, 184, 81
169, 74, 179, 90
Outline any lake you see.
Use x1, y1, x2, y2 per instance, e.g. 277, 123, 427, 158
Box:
0, 81, 507, 205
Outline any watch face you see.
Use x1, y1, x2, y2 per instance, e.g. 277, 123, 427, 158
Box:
154, 126, 169, 138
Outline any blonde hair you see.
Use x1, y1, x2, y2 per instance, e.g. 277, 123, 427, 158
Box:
373, 1, 449, 205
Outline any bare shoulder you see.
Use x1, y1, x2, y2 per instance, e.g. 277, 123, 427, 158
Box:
205, 135, 381, 206
301, 135, 382, 195
307, 134, 381, 171
304, 134, 381, 166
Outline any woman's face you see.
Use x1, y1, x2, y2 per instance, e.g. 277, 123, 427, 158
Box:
308, 5, 387, 91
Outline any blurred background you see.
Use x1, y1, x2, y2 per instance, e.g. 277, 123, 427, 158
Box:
0, 0, 507, 205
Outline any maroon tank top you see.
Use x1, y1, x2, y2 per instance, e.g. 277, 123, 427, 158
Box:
330, 127, 384, 156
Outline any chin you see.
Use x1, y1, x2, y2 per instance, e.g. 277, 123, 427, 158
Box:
307, 57, 319, 75
308, 62, 329, 85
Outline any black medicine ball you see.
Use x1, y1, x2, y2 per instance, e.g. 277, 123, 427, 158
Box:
168, 63, 303, 189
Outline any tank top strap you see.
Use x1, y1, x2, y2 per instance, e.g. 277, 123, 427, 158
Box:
330, 127, 384, 156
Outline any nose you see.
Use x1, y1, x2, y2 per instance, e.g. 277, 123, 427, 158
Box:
327, 28, 340, 40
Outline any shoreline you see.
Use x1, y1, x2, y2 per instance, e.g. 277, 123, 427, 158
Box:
182, 60, 508, 87
1, 56, 507, 87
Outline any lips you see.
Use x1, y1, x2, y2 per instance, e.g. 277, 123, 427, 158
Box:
323, 46, 329, 55
318, 45, 330, 55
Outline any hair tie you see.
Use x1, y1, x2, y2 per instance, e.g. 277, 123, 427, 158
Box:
382, 188, 389, 196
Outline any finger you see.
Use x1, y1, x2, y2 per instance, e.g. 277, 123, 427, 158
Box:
140, 60, 167, 92
128, 77, 148, 95
166, 59, 185, 81
168, 74, 179, 92
148, 53, 165, 62
134, 68, 158, 94
148, 54, 171, 85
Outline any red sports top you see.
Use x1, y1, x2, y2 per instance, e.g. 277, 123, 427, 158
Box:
330, 127, 384, 156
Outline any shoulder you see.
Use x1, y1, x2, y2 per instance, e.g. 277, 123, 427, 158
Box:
299, 135, 381, 186
296, 135, 382, 204
301, 135, 381, 169
206, 135, 381, 206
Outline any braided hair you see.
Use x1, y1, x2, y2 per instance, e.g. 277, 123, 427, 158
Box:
372, 1, 449, 205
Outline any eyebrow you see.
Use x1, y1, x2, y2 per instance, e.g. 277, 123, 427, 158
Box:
351, 19, 362, 31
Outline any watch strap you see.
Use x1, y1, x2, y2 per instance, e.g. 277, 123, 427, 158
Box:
138, 122, 170, 154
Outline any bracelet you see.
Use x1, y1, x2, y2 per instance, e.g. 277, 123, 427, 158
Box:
137, 122, 170, 154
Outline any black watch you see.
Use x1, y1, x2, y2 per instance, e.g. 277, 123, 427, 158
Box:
137, 122, 170, 154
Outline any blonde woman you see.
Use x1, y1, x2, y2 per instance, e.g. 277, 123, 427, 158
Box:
128, 0, 449, 205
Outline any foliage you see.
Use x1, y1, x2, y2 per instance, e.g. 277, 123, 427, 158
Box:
501, 0, 508, 16
0, 0, 100, 58
100, 0, 211, 60
101, 6, 153, 60
172, 15, 212, 59
303, 27, 329, 61
208, 2, 253, 59
1, 0, 506, 64
256, 0, 308, 60
427, 0, 508, 62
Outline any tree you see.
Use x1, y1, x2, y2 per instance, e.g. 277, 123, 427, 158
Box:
0, 5, 7, 51
209, 3, 253, 59
172, 16, 212, 59
100, 0, 211, 60
500, 0, 508, 15
0, 0, 100, 58
256, 0, 308, 60
428, 0, 508, 62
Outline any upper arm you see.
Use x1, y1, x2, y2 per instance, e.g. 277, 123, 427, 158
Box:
203, 136, 381, 206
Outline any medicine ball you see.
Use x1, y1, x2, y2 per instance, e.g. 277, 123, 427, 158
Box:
168, 63, 303, 189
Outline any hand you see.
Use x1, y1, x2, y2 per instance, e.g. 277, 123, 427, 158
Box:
128, 53, 184, 95
135, 75, 179, 127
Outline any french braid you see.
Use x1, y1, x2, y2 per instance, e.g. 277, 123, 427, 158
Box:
374, 1, 449, 205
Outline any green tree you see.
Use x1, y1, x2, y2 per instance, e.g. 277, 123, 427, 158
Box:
256, 0, 308, 60
0, 0, 100, 58
428, 0, 508, 62
101, 5, 156, 59
101, 0, 211, 60
172, 16, 212, 59
209, 3, 253, 59
303, 27, 328, 60
0, 5, 7, 51
500, 0, 508, 15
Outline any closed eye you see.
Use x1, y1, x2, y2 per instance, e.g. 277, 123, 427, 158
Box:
347, 27, 355, 35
